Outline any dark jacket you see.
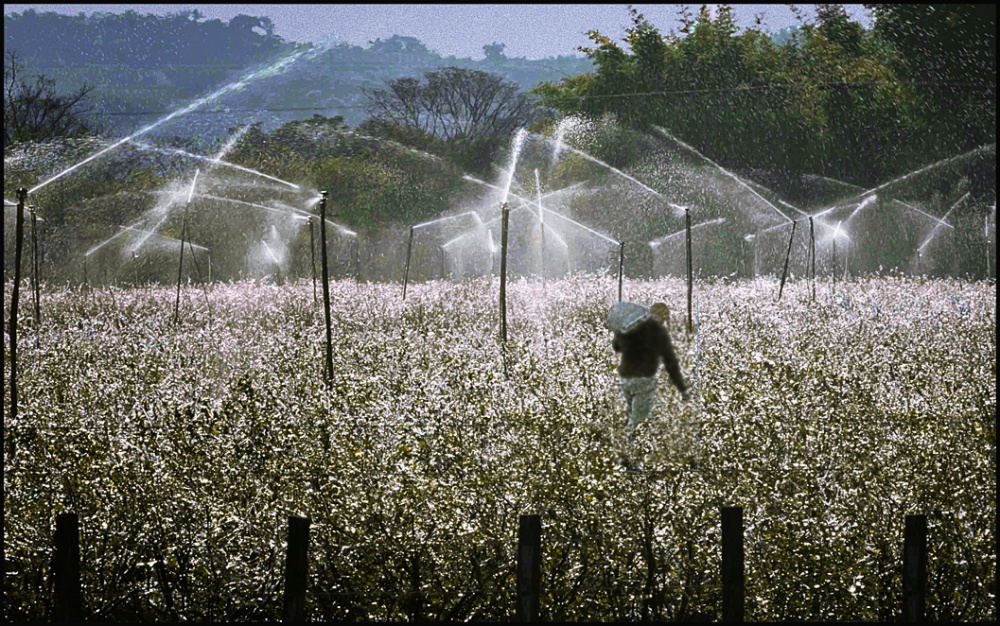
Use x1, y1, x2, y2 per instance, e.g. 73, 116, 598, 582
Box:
612, 318, 688, 393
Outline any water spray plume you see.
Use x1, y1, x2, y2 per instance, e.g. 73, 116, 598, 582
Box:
28, 48, 314, 195
463, 174, 618, 246
213, 125, 252, 163
650, 218, 727, 247
412, 210, 480, 231
654, 125, 793, 224
261, 240, 282, 265
135, 143, 301, 190
845, 195, 877, 224
120, 226, 209, 252
187, 169, 200, 205
893, 200, 954, 230
531, 130, 676, 213
918, 192, 969, 253
778, 199, 811, 219
859, 144, 994, 199
501, 129, 529, 205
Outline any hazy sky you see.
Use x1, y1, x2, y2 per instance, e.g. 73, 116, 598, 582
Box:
4, 4, 874, 59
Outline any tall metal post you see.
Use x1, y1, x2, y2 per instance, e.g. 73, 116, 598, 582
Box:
809, 217, 816, 302
778, 220, 797, 301
30, 206, 40, 324
686, 208, 693, 335
308, 217, 317, 303
535, 169, 546, 288
319, 192, 334, 389
402, 226, 414, 299
173, 205, 189, 325
9, 188, 26, 425
500, 203, 510, 343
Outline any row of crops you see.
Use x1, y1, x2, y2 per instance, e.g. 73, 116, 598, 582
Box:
3, 275, 996, 621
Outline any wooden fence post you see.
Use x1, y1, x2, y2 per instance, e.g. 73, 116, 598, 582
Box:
721, 506, 744, 622
517, 514, 541, 622
283, 515, 310, 623
53, 512, 81, 623
902, 514, 927, 622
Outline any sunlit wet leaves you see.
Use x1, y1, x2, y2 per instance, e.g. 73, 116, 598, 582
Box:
2, 276, 995, 621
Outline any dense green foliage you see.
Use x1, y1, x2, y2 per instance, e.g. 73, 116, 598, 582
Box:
534, 5, 995, 191
4, 276, 995, 621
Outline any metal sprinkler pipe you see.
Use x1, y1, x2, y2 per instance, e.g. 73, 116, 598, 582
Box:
402, 225, 415, 300
809, 217, 816, 302
308, 217, 317, 303
319, 191, 333, 389
686, 208, 693, 335
535, 169, 546, 288
9, 188, 26, 427
500, 203, 510, 344
30, 205, 40, 324
173, 203, 190, 326
778, 220, 797, 301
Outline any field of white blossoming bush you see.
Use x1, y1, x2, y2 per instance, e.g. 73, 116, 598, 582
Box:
3, 275, 996, 621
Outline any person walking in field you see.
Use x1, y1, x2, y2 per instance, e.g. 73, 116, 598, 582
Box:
605, 301, 690, 453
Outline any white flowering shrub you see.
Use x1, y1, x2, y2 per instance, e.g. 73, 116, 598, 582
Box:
3, 275, 995, 621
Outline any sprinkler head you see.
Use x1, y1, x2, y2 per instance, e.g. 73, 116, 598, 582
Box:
17, 188, 27, 201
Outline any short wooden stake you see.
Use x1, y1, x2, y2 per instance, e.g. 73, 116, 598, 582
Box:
721, 506, 744, 622
517, 514, 541, 622
902, 514, 927, 623
283, 515, 310, 623
54, 512, 82, 623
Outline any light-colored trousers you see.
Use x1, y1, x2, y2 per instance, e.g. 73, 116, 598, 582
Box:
619, 375, 657, 440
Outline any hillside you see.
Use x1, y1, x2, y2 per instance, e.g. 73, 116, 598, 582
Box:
3, 10, 593, 140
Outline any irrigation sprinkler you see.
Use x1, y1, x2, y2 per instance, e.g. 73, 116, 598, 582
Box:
809, 217, 816, 302
439, 245, 446, 280
308, 217, 317, 303
686, 208, 693, 336
986, 214, 992, 279
174, 169, 199, 326
402, 226, 415, 300
535, 169, 546, 287
500, 203, 510, 344
617, 241, 625, 302
83, 255, 89, 291
173, 204, 189, 325
29, 205, 40, 324
352, 238, 361, 282
778, 220, 797, 301
831, 221, 841, 293
319, 192, 333, 389
9, 188, 26, 426
131, 250, 139, 285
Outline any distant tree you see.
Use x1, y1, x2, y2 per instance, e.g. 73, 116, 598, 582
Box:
483, 42, 507, 62
3, 50, 96, 147
363, 67, 538, 143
